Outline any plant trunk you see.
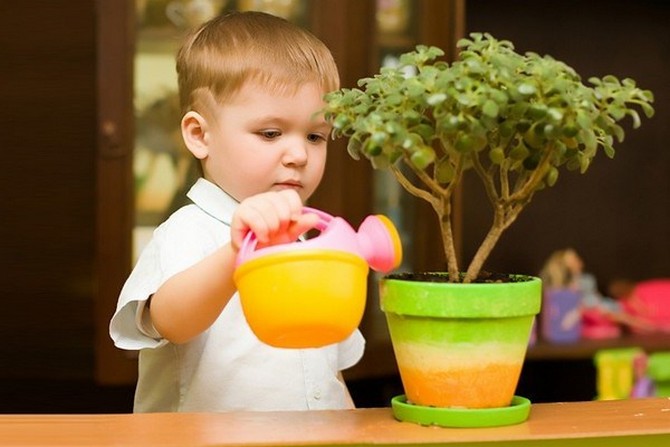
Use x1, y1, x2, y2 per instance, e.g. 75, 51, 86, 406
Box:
437, 197, 460, 281
463, 214, 505, 283
464, 200, 527, 283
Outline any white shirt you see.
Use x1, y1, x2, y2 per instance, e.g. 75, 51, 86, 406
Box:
109, 178, 365, 412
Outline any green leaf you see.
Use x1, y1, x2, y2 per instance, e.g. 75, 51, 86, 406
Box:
499, 121, 515, 138
435, 158, 456, 183
371, 131, 387, 147
611, 124, 625, 143
628, 109, 641, 129
456, 38, 473, 48
346, 137, 362, 160
333, 114, 350, 130
545, 167, 559, 186
413, 124, 435, 141
386, 94, 405, 106
579, 129, 597, 153
489, 147, 505, 164
410, 146, 436, 169
528, 104, 547, 119
371, 155, 391, 170
402, 133, 423, 150
562, 124, 579, 138
603, 142, 615, 159
517, 83, 536, 96
483, 100, 499, 118
509, 143, 529, 160
364, 139, 382, 156
455, 134, 475, 152
576, 111, 591, 129
608, 105, 626, 120
426, 93, 447, 106
547, 108, 564, 122
490, 89, 509, 105
640, 102, 655, 118
579, 154, 591, 173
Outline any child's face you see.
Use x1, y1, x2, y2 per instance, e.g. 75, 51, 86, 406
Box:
201, 81, 330, 203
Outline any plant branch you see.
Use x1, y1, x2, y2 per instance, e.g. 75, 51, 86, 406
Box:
390, 164, 438, 207
508, 143, 556, 203
471, 151, 500, 204
402, 154, 447, 199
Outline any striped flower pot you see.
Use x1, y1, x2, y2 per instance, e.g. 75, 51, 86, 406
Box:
381, 274, 541, 409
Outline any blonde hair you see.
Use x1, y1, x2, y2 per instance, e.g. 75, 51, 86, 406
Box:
176, 11, 340, 115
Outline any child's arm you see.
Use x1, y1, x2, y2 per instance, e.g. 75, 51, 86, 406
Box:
148, 189, 318, 344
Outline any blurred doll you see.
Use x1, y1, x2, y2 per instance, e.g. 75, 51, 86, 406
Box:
539, 248, 614, 310
540, 248, 620, 339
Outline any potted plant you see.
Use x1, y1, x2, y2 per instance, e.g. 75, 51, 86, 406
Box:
324, 33, 654, 424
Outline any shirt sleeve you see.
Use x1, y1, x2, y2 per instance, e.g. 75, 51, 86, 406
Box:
109, 237, 169, 350
109, 209, 221, 351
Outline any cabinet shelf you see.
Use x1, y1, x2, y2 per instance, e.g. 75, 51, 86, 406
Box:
526, 333, 670, 361
344, 333, 670, 381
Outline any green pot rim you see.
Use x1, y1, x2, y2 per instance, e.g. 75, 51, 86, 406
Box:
380, 274, 542, 318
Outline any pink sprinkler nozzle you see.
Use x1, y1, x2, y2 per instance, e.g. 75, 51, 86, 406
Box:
356, 214, 403, 273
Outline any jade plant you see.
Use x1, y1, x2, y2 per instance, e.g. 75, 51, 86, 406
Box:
324, 33, 654, 283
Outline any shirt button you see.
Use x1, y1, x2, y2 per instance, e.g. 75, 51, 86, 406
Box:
314, 390, 321, 400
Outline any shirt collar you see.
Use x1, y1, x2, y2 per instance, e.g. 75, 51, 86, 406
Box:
186, 178, 239, 226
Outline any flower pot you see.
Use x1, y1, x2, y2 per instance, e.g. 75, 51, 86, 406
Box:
381, 274, 541, 410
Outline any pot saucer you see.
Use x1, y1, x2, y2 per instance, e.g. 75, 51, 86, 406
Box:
391, 395, 531, 428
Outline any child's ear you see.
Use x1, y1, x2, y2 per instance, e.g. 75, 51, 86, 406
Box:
181, 111, 209, 159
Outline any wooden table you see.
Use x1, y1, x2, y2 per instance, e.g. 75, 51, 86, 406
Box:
1, 398, 669, 446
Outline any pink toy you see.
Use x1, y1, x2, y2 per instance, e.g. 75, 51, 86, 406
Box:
622, 279, 670, 333
236, 207, 402, 273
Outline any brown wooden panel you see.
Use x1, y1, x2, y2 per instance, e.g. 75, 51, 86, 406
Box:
0, 1, 97, 379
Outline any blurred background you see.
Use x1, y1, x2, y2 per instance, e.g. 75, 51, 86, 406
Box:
1, 0, 668, 412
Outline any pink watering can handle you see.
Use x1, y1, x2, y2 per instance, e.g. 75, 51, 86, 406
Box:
237, 207, 334, 264
236, 207, 402, 272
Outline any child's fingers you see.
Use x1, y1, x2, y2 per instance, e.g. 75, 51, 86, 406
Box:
231, 190, 306, 251
266, 190, 300, 234
286, 213, 319, 240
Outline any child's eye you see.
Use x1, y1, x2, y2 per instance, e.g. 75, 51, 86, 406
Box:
307, 133, 326, 143
259, 130, 281, 140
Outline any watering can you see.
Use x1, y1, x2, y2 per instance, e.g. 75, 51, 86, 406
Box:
234, 207, 402, 348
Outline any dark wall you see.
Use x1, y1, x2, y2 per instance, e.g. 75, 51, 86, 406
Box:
463, 0, 670, 292
0, 1, 97, 379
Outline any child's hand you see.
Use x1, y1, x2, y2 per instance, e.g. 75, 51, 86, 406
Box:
230, 189, 319, 252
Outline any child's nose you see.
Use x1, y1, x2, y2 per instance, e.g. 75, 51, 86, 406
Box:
282, 139, 308, 166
